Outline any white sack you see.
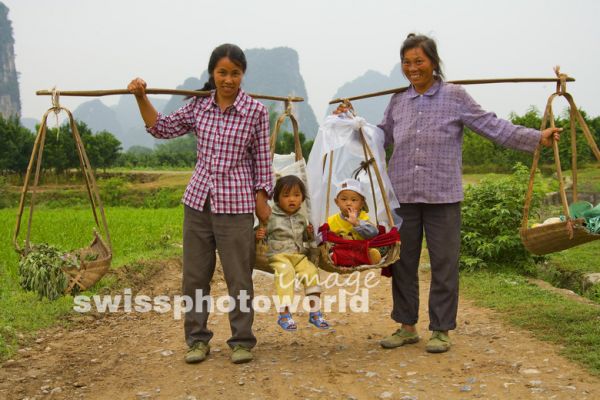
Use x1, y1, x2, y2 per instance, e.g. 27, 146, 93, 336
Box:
306, 114, 400, 231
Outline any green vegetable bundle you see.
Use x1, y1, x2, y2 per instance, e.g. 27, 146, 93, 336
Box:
18, 243, 81, 300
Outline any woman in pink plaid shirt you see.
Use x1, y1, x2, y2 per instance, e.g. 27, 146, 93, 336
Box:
128, 43, 272, 365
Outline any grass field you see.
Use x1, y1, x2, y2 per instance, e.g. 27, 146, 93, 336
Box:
572, 163, 600, 192
547, 241, 600, 274
0, 207, 183, 360
540, 241, 600, 303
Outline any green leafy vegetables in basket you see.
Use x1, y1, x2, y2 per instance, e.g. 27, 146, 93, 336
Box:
18, 243, 81, 300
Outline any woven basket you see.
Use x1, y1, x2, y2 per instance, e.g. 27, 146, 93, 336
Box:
520, 220, 599, 255
318, 241, 400, 274
254, 239, 272, 273
520, 76, 600, 255
63, 231, 112, 292
255, 241, 321, 274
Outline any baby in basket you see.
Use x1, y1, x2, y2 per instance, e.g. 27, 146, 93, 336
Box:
327, 178, 382, 265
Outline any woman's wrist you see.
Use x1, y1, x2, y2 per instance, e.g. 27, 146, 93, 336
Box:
256, 189, 269, 202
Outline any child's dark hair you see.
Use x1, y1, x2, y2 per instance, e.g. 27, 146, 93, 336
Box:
273, 175, 306, 204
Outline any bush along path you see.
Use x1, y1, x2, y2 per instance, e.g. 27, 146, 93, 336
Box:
0, 259, 599, 400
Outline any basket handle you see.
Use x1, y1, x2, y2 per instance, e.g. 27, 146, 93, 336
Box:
522, 92, 570, 230
357, 126, 397, 227
256, 221, 268, 245
270, 98, 302, 161
323, 100, 396, 228
13, 105, 112, 254
521, 80, 600, 230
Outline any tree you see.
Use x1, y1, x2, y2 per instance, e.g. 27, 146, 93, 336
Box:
461, 106, 600, 171
462, 107, 541, 171
117, 145, 156, 168
41, 120, 125, 173
0, 115, 34, 173
273, 131, 314, 159
462, 128, 499, 167
589, 115, 600, 145
42, 121, 93, 174
86, 131, 123, 172
154, 134, 197, 167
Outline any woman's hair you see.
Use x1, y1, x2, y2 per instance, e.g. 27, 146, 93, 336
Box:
200, 43, 247, 91
400, 33, 445, 80
273, 175, 306, 204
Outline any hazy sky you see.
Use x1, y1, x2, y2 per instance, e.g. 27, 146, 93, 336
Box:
5, 0, 600, 124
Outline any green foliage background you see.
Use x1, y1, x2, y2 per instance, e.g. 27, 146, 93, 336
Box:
460, 163, 547, 272
462, 107, 600, 172
2, 105, 598, 174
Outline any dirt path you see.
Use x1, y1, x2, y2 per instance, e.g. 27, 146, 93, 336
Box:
1, 259, 599, 400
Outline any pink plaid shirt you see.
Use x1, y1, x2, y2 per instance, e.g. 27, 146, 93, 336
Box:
147, 89, 273, 214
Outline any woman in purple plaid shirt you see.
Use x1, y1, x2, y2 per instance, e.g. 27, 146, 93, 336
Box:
128, 44, 272, 365
339, 34, 561, 354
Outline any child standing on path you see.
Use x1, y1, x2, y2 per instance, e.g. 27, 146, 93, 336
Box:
128, 43, 272, 365
256, 175, 329, 331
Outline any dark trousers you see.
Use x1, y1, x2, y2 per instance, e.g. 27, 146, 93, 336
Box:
391, 202, 461, 331
182, 204, 256, 349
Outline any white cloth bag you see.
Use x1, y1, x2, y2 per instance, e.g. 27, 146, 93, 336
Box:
306, 114, 400, 231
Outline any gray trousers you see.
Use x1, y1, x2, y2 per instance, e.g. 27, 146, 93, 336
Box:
183, 204, 256, 349
391, 202, 461, 331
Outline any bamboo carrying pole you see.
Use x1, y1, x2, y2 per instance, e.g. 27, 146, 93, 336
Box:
329, 77, 575, 104
37, 88, 304, 103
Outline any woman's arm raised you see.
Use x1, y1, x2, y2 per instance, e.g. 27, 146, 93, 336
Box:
127, 77, 158, 128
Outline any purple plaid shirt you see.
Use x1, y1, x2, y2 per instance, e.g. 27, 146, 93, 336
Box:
378, 80, 541, 203
147, 89, 273, 213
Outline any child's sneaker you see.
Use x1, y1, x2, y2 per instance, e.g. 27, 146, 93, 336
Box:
277, 312, 297, 332
308, 311, 330, 329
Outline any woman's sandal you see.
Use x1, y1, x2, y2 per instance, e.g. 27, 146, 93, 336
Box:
277, 312, 297, 332
308, 311, 330, 330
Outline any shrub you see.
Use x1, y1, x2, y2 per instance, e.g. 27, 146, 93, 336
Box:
143, 187, 182, 208
0, 176, 8, 208
99, 177, 127, 206
460, 163, 546, 272
18, 243, 74, 300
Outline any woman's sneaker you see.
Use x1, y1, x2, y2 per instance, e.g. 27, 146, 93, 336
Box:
184, 341, 210, 364
380, 328, 419, 348
425, 331, 451, 353
231, 345, 253, 364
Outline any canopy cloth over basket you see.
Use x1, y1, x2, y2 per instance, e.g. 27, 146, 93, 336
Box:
13, 100, 112, 292
306, 113, 400, 230
520, 71, 600, 255
306, 106, 401, 274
